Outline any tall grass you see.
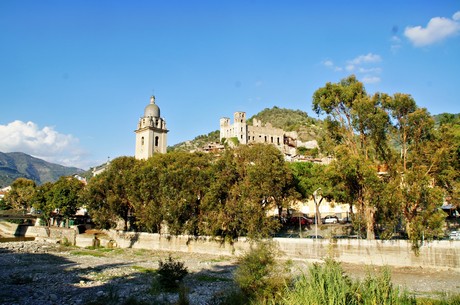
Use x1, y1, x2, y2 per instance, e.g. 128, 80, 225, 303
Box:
233, 241, 291, 304
281, 259, 417, 305
215, 241, 459, 305
281, 259, 353, 305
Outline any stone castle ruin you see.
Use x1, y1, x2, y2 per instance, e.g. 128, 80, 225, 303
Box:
220, 111, 318, 158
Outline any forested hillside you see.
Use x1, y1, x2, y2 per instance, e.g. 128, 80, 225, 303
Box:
0, 152, 83, 187
248, 106, 322, 141
168, 130, 220, 152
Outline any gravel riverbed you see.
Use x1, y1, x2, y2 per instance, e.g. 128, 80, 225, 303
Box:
0, 240, 459, 304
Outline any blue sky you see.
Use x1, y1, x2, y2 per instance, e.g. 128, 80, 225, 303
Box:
1, 1, 459, 169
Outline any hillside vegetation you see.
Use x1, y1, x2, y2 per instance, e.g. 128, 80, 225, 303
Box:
168, 130, 220, 152
169, 107, 322, 151
0, 152, 83, 187
248, 106, 322, 142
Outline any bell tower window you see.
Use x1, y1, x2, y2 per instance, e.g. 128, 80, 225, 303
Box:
155, 136, 159, 147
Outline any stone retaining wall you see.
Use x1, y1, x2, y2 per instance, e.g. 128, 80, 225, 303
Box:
106, 230, 460, 271
2, 221, 458, 270
0, 222, 76, 244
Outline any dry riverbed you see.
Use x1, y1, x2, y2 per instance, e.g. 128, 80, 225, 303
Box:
0, 240, 459, 305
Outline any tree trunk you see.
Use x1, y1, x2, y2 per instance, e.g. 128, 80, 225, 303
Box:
364, 204, 376, 240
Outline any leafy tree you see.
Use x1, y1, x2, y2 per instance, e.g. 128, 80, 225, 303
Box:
83, 173, 117, 229
0, 197, 11, 211
31, 182, 55, 228
156, 152, 212, 235
385, 102, 453, 248
289, 162, 332, 224
84, 156, 139, 230
3, 178, 36, 211
50, 176, 85, 226
199, 149, 240, 239
128, 157, 163, 233
312, 76, 391, 239
201, 144, 294, 240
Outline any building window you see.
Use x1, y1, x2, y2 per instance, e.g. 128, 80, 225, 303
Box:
277, 137, 280, 145
155, 136, 159, 147
271, 137, 273, 143
141, 137, 144, 145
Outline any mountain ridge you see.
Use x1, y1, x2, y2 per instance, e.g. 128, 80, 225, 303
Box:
0, 151, 83, 187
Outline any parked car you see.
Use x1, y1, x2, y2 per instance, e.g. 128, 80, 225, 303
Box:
305, 234, 324, 239
322, 215, 339, 224
339, 216, 351, 224
332, 235, 349, 239
272, 232, 300, 238
289, 216, 312, 226
348, 234, 364, 239
449, 231, 460, 240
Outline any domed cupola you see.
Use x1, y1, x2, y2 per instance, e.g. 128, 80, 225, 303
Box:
144, 95, 160, 118
135, 95, 168, 160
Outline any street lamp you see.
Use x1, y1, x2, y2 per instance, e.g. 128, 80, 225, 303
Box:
313, 188, 322, 239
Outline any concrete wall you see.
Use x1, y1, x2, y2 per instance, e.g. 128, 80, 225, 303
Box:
0, 222, 76, 244
106, 230, 460, 271
2, 221, 458, 270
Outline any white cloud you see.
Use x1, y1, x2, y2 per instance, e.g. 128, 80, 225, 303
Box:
362, 76, 381, 84
391, 44, 402, 54
348, 53, 382, 65
322, 60, 343, 71
0, 120, 87, 168
358, 67, 382, 74
404, 12, 460, 47
453, 11, 460, 21
346, 64, 355, 72
321, 53, 382, 83
391, 35, 402, 43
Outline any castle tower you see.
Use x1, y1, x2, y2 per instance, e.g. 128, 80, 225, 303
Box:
233, 112, 247, 144
219, 117, 231, 142
135, 96, 168, 160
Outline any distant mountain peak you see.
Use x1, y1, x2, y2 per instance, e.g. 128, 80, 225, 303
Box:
0, 151, 83, 187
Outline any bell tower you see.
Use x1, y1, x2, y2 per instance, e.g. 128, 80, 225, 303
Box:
135, 96, 168, 160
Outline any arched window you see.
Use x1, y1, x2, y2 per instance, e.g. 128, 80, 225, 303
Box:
141, 137, 144, 145
155, 136, 159, 147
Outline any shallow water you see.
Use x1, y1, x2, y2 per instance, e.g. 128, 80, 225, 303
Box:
0, 236, 35, 242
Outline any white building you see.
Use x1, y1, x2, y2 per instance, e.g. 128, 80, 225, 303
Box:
135, 96, 168, 160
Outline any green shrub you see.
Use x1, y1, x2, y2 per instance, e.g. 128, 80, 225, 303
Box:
234, 241, 291, 303
281, 260, 420, 305
176, 285, 190, 305
355, 267, 414, 305
282, 259, 353, 305
157, 255, 188, 290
